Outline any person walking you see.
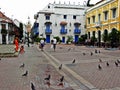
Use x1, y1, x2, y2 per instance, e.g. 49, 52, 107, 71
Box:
40, 39, 45, 51
53, 38, 57, 51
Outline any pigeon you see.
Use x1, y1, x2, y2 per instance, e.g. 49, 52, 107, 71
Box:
60, 76, 64, 82
72, 59, 75, 63
59, 47, 63, 49
59, 64, 62, 70
20, 63, 25, 68
98, 64, 102, 70
90, 52, 93, 56
106, 62, 109, 66
22, 70, 28, 76
68, 48, 71, 51
115, 62, 118, 67
99, 59, 102, 63
95, 49, 97, 53
44, 74, 51, 81
31, 82, 35, 90
117, 59, 120, 63
83, 53, 86, 55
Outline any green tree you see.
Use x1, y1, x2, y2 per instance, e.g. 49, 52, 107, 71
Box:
108, 28, 119, 48
102, 30, 109, 42
78, 34, 87, 44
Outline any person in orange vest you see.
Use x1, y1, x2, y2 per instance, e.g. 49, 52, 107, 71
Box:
14, 37, 19, 52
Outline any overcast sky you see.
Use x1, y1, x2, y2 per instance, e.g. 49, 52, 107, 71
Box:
0, 0, 98, 24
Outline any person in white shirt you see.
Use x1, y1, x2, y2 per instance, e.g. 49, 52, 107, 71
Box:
53, 38, 57, 51
40, 39, 45, 51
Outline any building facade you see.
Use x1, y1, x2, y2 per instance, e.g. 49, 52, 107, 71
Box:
34, 2, 89, 43
86, 0, 120, 45
0, 11, 20, 44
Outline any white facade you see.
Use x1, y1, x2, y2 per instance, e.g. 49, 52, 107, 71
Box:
35, 2, 89, 43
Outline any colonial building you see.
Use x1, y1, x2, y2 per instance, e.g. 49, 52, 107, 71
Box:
86, 0, 120, 45
0, 11, 20, 44
34, 2, 89, 43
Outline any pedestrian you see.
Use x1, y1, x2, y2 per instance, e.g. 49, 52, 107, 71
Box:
20, 40, 25, 54
14, 37, 19, 52
20, 45, 25, 54
53, 38, 57, 51
40, 39, 45, 51
50, 39, 54, 49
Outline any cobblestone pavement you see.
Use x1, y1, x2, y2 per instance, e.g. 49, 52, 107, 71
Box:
44, 44, 120, 90
1, 44, 120, 90
0, 45, 73, 90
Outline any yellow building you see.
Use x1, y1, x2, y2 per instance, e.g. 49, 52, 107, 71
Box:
86, 0, 120, 44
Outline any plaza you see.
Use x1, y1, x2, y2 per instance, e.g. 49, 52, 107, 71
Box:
0, 44, 120, 90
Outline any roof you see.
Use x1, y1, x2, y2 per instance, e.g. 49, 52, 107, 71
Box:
0, 11, 13, 23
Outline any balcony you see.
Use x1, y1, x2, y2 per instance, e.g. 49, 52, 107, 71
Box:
95, 21, 102, 28
45, 29, 52, 34
74, 29, 81, 34
60, 29, 67, 34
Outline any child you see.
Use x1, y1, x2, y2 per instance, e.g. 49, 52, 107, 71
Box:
20, 45, 25, 54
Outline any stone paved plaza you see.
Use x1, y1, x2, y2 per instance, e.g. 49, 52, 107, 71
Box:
0, 44, 120, 90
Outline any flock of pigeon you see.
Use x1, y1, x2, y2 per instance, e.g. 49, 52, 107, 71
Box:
98, 59, 120, 70
19, 63, 36, 90
19, 60, 70, 90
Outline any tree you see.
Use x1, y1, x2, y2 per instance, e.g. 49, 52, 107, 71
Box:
19, 22, 23, 40
102, 30, 109, 42
78, 34, 87, 44
108, 28, 119, 48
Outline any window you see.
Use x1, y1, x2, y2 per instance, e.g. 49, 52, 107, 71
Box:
45, 15, 50, 20
73, 15, 76, 19
98, 14, 101, 21
63, 15, 67, 19
104, 11, 108, 20
92, 16, 95, 23
88, 17, 90, 24
112, 8, 116, 18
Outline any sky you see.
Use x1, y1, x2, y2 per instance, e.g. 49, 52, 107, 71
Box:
0, 0, 99, 25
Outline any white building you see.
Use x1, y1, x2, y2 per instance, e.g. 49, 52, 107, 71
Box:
35, 2, 89, 43
0, 11, 15, 44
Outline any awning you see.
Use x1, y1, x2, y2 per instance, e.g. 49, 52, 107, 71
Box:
44, 22, 52, 25
60, 21, 67, 25
74, 22, 81, 26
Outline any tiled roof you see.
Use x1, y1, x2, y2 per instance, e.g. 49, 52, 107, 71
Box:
0, 11, 13, 23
